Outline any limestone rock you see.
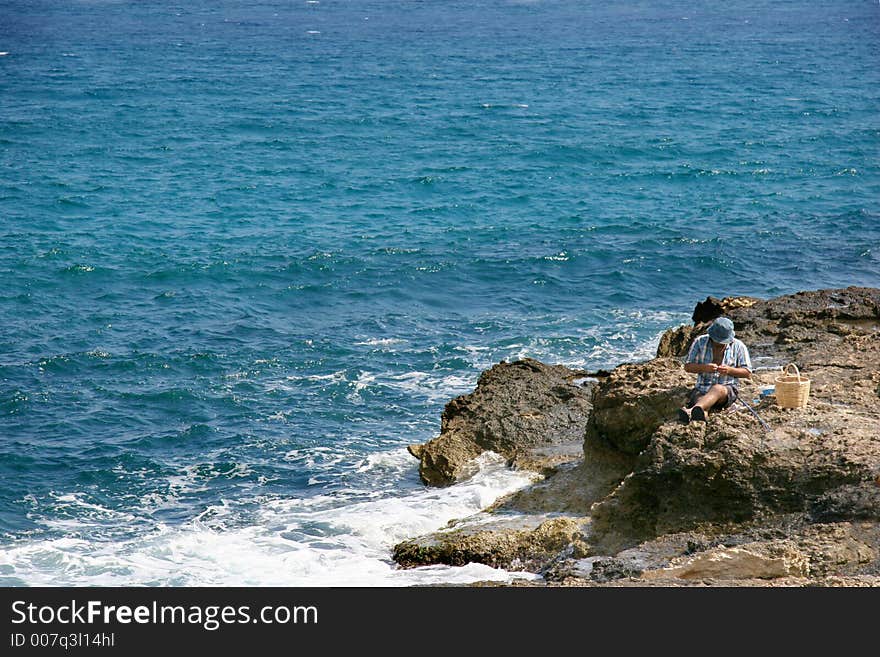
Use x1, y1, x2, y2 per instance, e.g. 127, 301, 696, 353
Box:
588, 401, 880, 553
496, 436, 636, 516
393, 516, 589, 572
643, 541, 810, 580
632, 523, 875, 582
655, 324, 701, 358
394, 288, 880, 586
797, 523, 876, 576
408, 358, 594, 486
588, 287, 880, 554
585, 357, 692, 455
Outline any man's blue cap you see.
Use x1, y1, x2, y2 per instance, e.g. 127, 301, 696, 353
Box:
708, 317, 735, 344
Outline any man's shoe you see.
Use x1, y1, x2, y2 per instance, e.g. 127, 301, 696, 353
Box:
677, 407, 691, 424
691, 406, 707, 422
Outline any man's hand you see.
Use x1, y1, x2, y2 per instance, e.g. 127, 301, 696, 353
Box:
716, 365, 751, 378
704, 364, 719, 374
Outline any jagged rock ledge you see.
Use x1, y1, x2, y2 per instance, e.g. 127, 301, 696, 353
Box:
394, 287, 880, 586
406, 358, 595, 486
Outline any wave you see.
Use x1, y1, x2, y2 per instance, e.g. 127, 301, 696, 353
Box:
0, 452, 540, 586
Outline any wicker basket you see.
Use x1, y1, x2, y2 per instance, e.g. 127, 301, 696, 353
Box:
774, 363, 810, 408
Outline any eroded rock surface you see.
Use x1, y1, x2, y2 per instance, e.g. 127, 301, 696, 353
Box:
407, 358, 594, 486
393, 516, 590, 572
585, 357, 691, 455
393, 288, 880, 587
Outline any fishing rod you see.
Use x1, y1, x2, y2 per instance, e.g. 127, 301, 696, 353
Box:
737, 397, 771, 433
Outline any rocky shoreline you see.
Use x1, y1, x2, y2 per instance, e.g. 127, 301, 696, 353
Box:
394, 287, 880, 586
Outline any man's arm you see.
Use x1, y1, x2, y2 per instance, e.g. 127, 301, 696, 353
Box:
684, 362, 716, 374
685, 362, 750, 377
684, 336, 711, 374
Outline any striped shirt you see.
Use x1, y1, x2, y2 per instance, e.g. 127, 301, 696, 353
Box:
686, 334, 752, 394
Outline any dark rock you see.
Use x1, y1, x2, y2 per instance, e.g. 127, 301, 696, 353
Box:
810, 483, 880, 522
655, 324, 702, 358
692, 296, 727, 324
408, 358, 594, 486
723, 287, 880, 358
589, 557, 643, 583
692, 295, 760, 324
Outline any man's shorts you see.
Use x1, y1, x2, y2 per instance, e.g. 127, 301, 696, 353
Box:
688, 384, 738, 410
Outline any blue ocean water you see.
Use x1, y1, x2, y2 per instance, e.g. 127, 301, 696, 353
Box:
0, 0, 878, 585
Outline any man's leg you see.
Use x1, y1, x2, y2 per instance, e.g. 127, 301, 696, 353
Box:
692, 384, 729, 411
688, 384, 729, 421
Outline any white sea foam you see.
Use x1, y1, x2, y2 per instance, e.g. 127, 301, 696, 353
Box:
378, 371, 475, 404
543, 251, 569, 261
0, 453, 539, 586
493, 311, 686, 371
479, 102, 530, 109
353, 337, 405, 348
1, 312, 688, 586
353, 371, 375, 391
284, 445, 350, 471
260, 309, 682, 411
270, 369, 347, 391
353, 448, 414, 474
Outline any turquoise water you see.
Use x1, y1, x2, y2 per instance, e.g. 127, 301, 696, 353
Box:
1, 0, 878, 585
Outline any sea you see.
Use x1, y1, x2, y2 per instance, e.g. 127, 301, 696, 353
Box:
1, 0, 878, 586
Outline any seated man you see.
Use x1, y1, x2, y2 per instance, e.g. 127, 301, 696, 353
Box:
678, 316, 752, 423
